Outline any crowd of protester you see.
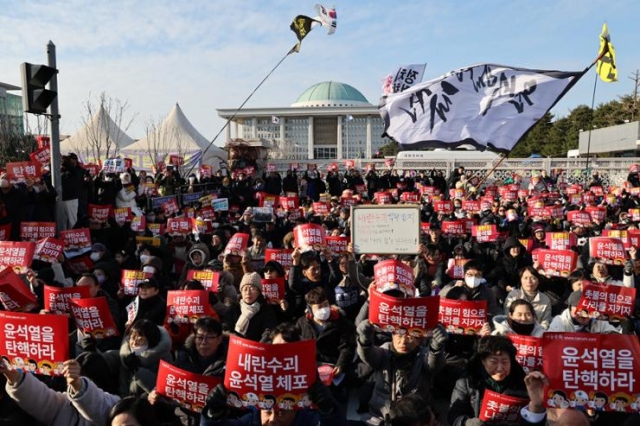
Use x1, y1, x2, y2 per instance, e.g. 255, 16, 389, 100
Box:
0, 153, 640, 426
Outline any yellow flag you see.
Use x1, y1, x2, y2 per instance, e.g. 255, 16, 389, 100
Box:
596, 22, 617, 82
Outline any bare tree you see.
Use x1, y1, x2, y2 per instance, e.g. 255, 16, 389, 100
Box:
143, 115, 187, 172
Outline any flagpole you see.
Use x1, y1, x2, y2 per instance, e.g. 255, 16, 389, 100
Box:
584, 71, 599, 179
184, 44, 300, 178
466, 154, 508, 199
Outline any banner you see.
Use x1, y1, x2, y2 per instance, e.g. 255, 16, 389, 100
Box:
69, 297, 119, 339
20, 222, 56, 242
380, 63, 586, 152
0, 268, 38, 312
575, 282, 636, 321
5, 161, 40, 184
543, 333, 640, 412
186, 269, 220, 293
261, 278, 285, 303
438, 299, 487, 334
165, 290, 216, 326
325, 236, 349, 254
121, 270, 152, 296
0, 311, 69, 375
156, 360, 222, 413
479, 389, 528, 425
369, 289, 439, 336
33, 237, 64, 263
88, 204, 111, 223
373, 259, 415, 296
224, 336, 316, 409
588, 237, 626, 266
293, 224, 326, 250
532, 249, 578, 277
545, 232, 576, 251
508, 334, 543, 373
224, 233, 250, 256
44, 285, 91, 314
390, 63, 427, 93
0, 241, 35, 272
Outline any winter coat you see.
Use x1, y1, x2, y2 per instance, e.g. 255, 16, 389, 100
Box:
486, 237, 533, 292
440, 282, 500, 319
491, 315, 545, 337
5, 372, 120, 426
130, 294, 167, 326
118, 325, 173, 396
504, 289, 553, 329
358, 341, 445, 421
175, 334, 228, 377
547, 308, 620, 333
179, 243, 212, 284
288, 262, 334, 318
115, 184, 139, 211
199, 405, 348, 426
226, 300, 278, 342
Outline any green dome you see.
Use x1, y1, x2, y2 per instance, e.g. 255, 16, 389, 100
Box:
291, 81, 371, 107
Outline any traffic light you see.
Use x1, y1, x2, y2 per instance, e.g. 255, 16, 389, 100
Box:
21, 62, 57, 114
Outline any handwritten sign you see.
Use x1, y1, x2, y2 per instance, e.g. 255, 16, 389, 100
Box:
352, 205, 420, 255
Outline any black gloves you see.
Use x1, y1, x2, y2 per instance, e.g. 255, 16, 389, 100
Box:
356, 320, 374, 346
429, 324, 448, 352
204, 383, 229, 419
308, 380, 334, 414
122, 353, 140, 371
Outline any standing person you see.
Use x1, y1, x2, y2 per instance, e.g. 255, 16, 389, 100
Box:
0, 176, 28, 240
61, 153, 84, 229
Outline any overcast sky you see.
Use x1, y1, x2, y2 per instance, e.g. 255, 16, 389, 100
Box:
1, 0, 639, 145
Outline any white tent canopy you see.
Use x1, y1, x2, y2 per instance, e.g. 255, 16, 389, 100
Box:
60, 104, 134, 161
121, 103, 227, 171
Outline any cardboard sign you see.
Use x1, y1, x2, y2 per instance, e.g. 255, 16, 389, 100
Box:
261, 278, 285, 303
446, 258, 469, 279
369, 290, 439, 336
508, 334, 543, 373
60, 228, 91, 253
0, 311, 69, 375
224, 336, 316, 409
543, 332, 640, 412
438, 299, 487, 334
575, 282, 636, 321
121, 270, 152, 296
325, 236, 349, 254
0, 268, 38, 312
20, 222, 55, 242
30, 146, 51, 166
156, 360, 222, 413
33, 237, 64, 263
373, 259, 415, 296
567, 210, 592, 225
186, 269, 220, 293
442, 220, 466, 237
532, 249, 578, 277
0, 241, 35, 272
224, 233, 250, 256
130, 216, 146, 233
433, 200, 453, 214
293, 224, 326, 250
545, 232, 576, 251
69, 297, 119, 339
264, 249, 293, 273
5, 161, 40, 184
88, 204, 111, 223
44, 285, 91, 314
167, 217, 192, 236
588, 237, 627, 266
479, 389, 527, 425
165, 290, 216, 325
472, 224, 499, 243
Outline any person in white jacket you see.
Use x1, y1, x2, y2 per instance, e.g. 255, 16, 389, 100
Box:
115, 172, 142, 216
2, 358, 120, 426
547, 290, 620, 334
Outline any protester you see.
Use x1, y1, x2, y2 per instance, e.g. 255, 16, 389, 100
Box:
492, 299, 546, 337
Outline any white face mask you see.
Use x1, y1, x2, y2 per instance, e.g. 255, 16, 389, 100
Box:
90, 252, 101, 262
464, 276, 482, 289
313, 306, 331, 321
142, 266, 156, 275
139, 254, 151, 264
132, 344, 148, 355
94, 274, 106, 284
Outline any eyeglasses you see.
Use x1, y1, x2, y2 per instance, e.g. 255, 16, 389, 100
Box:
195, 334, 219, 342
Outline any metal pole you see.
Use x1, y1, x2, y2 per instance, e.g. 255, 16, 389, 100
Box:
346, 116, 349, 159
47, 41, 65, 232
584, 71, 598, 185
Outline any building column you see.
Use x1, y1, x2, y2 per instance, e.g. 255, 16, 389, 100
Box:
226, 123, 232, 141
233, 121, 239, 139
366, 116, 372, 158
252, 118, 257, 138
308, 116, 314, 159
337, 116, 343, 160
279, 118, 285, 159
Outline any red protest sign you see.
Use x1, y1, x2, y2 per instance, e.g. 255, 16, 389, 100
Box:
224, 233, 250, 256
29, 146, 51, 166
60, 228, 91, 252
112, 207, 132, 224
543, 333, 640, 413
575, 282, 636, 321
0, 268, 38, 312
224, 336, 316, 409
0, 241, 35, 272
169, 155, 184, 166
0, 311, 69, 375
147, 223, 165, 237
33, 237, 64, 263
44, 285, 90, 314
279, 196, 299, 211
433, 200, 453, 213
472, 224, 498, 243
69, 297, 119, 339
19, 221, 55, 242
368, 290, 439, 336
259, 193, 279, 209
545, 232, 576, 250
325, 236, 349, 254
5, 161, 40, 184
130, 216, 146, 233
264, 249, 293, 274
602, 230, 630, 249
123, 158, 133, 168
340, 196, 356, 208
462, 200, 481, 214
156, 360, 222, 413
588, 237, 627, 266
167, 217, 192, 235
261, 278, 285, 303
531, 249, 577, 277
162, 198, 180, 216
121, 270, 152, 296
293, 224, 326, 250
0, 224, 10, 241
373, 259, 415, 296
585, 206, 606, 222
400, 192, 420, 203
312, 202, 329, 215
83, 163, 100, 178
441, 220, 465, 237
446, 258, 469, 279
88, 204, 111, 223
374, 191, 392, 204
438, 299, 487, 335
479, 389, 528, 425
165, 290, 216, 326
186, 269, 220, 293
508, 334, 543, 373
567, 210, 592, 225
36, 135, 50, 148
344, 159, 355, 169
64, 254, 94, 275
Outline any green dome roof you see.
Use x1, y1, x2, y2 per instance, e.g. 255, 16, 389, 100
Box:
291, 81, 371, 107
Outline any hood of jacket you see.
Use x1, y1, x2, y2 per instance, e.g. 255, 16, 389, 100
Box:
120, 325, 172, 369
188, 242, 211, 266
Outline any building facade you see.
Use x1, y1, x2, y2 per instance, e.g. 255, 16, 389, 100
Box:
0, 82, 24, 136
217, 81, 391, 160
